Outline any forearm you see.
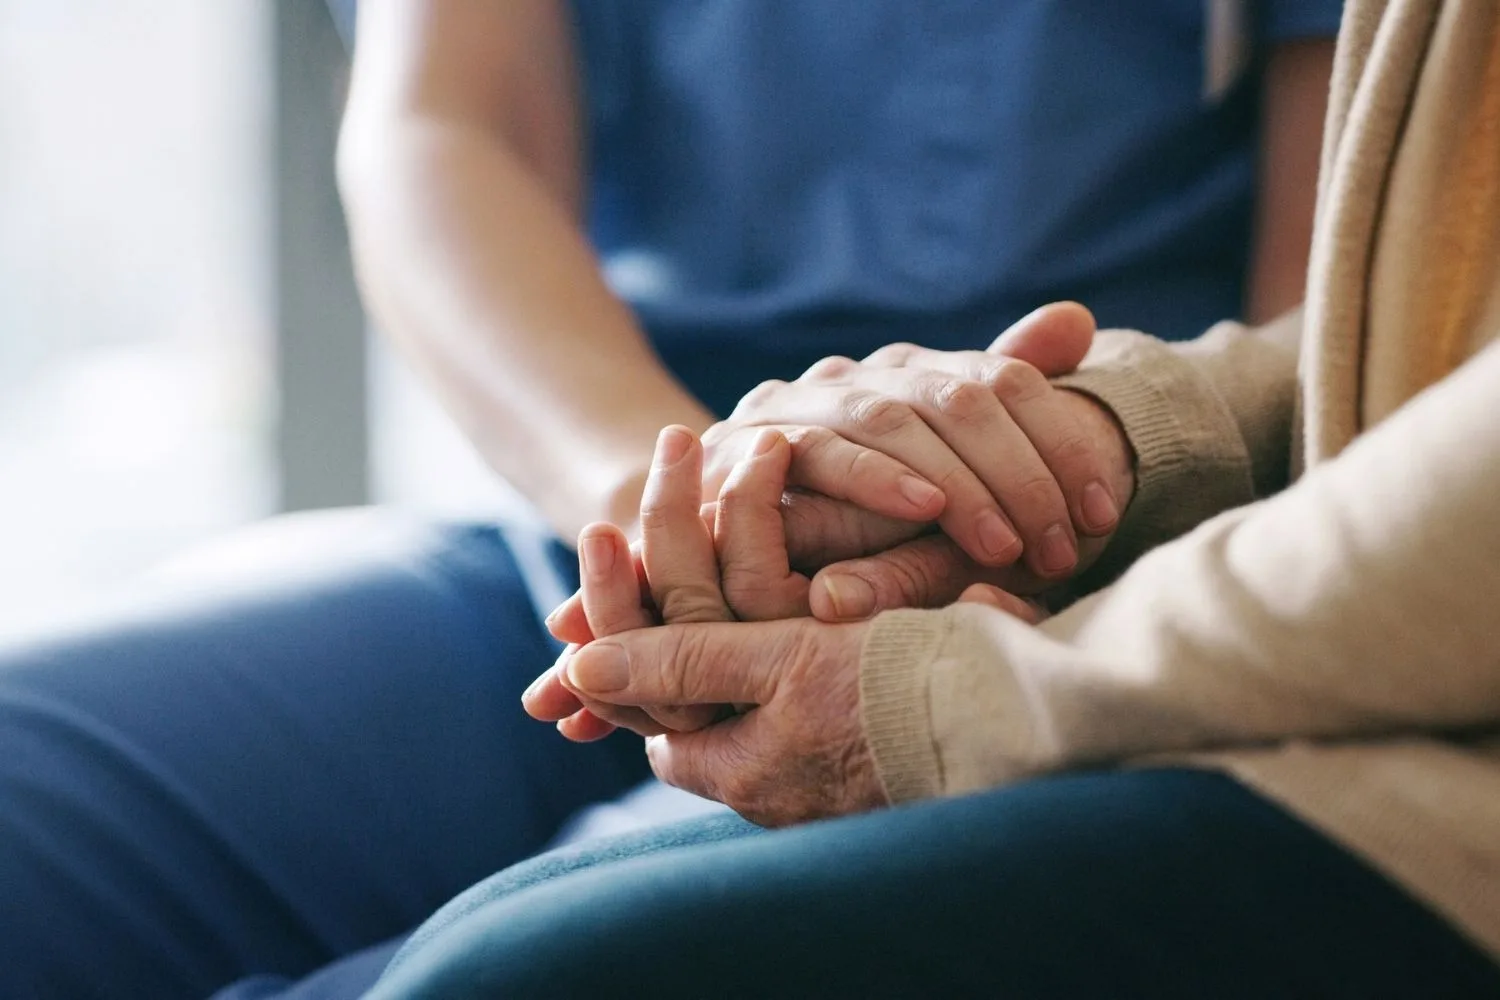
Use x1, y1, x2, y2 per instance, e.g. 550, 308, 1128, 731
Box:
339, 118, 713, 539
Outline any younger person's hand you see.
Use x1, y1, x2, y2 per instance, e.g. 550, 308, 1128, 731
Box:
524, 425, 810, 740
701, 302, 1133, 581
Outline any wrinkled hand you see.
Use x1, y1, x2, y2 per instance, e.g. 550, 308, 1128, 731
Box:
566, 616, 878, 827
564, 583, 1042, 827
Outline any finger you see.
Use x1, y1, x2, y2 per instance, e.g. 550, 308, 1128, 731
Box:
643, 724, 743, 808
860, 349, 1119, 541
566, 620, 801, 707
997, 379, 1121, 537
544, 592, 593, 645
547, 542, 655, 645
809, 535, 1038, 622
550, 643, 721, 733
640, 426, 733, 624
578, 522, 655, 636
641, 703, 725, 733
986, 301, 1095, 376
863, 366, 1079, 579
755, 383, 1023, 568
556, 708, 620, 743
714, 429, 811, 621
521, 659, 586, 721
778, 492, 928, 572
557, 702, 674, 742
957, 583, 1047, 624
861, 303, 1094, 379
781, 425, 945, 521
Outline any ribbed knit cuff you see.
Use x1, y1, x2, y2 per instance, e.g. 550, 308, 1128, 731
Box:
859, 609, 950, 804
1054, 330, 1255, 589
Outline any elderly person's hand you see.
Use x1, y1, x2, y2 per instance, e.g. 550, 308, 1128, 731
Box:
569, 615, 878, 826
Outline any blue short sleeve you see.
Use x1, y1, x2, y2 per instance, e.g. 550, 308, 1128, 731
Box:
1264, 0, 1347, 42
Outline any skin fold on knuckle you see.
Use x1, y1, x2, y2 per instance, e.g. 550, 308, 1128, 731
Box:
656, 584, 730, 625
657, 625, 724, 704
638, 503, 691, 535
719, 565, 782, 612
784, 426, 842, 483
929, 377, 1002, 429
842, 392, 914, 439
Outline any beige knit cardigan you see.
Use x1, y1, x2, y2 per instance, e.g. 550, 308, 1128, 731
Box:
859, 0, 1500, 959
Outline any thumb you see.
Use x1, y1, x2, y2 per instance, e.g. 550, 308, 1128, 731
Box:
987, 301, 1095, 377
566, 620, 792, 707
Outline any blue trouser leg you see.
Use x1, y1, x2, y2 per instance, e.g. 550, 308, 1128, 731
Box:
373, 769, 1500, 1000
0, 510, 650, 999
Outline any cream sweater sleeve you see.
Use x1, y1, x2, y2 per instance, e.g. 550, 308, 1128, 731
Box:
862, 342, 1500, 804
1053, 309, 1303, 588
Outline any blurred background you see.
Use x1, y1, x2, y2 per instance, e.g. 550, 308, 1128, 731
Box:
0, 1, 502, 639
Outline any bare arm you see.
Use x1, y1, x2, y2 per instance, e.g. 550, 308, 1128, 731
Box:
1246, 39, 1335, 323
337, 0, 714, 540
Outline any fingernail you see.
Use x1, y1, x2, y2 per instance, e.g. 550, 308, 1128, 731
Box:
897, 475, 942, 511
1081, 481, 1119, 533
976, 511, 1022, 564
1038, 524, 1077, 575
819, 574, 877, 620
568, 642, 631, 693
751, 429, 780, 457
581, 534, 615, 576
655, 426, 691, 467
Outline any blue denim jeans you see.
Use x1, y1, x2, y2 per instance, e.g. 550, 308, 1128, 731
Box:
0, 510, 649, 999
0, 511, 1493, 998
373, 770, 1500, 1000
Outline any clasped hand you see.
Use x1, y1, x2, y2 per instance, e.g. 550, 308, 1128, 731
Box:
522, 303, 1133, 826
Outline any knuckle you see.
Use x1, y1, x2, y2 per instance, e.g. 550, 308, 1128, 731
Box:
990, 360, 1047, 404
863, 342, 918, 366
783, 424, 837, 461
844, 392, 915, 438
931, 378, 1000, 426
717, 757, 764, 809
636, 504, 678, 532
868, 550, 937, 610
801, 355, 856, 381
720, 567, 777, 613
658, 584, 730, 626
730, 379, 788, 417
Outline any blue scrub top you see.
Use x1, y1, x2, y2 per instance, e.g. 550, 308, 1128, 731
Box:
571, 1, 1344, 416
